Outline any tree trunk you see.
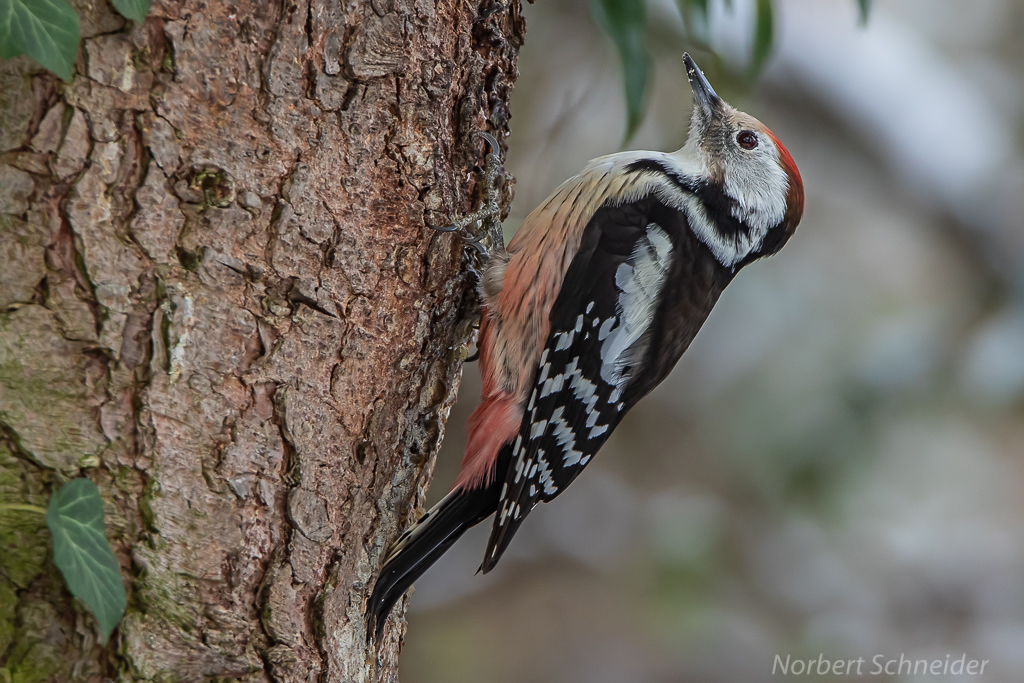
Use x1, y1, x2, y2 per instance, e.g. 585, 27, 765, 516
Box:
0, 0, 522, 678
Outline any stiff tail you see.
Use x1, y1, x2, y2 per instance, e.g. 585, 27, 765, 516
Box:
366, 482, 499, 642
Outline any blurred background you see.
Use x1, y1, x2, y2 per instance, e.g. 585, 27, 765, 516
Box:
402, 0, 1024, 680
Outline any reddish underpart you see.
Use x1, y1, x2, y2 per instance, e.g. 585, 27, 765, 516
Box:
453, 314, 523, 491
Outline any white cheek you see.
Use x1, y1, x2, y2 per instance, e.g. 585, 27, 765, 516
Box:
723, 146, 789, 237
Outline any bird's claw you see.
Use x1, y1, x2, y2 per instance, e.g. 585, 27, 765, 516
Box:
475, 131, 501, 156
427, 130, 507, 262
428, 213, 494, 248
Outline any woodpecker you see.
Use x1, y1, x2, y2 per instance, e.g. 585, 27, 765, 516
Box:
367, 53, 804, 641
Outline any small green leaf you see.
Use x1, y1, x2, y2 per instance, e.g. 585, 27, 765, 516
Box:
0, 0, 79, 80
47, 478, 126, 644
749, 0, 773, 77
857, 0, 872, 25
109, 0, 148, 24
590, 0, 652, 143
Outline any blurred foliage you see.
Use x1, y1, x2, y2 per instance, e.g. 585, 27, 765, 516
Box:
590, 0, 873, 141
857, 0, 872, 25
750, 0, 773, 77
589, 0, 652, 141
678, 0, 710, 44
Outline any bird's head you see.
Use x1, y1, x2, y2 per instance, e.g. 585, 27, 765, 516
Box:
680, 53, 804, 263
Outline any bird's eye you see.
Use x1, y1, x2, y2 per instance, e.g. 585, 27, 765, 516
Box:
737, 131, 758, 150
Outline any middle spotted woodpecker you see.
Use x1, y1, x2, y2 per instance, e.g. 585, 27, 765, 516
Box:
368, 53, 804, 641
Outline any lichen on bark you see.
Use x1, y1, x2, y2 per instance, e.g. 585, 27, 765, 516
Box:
0, 0, 524, 679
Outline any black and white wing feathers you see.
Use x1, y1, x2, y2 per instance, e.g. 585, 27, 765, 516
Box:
481, 201, 677, 572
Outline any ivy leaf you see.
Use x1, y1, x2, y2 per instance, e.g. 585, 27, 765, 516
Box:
857, 0, 872, 25
0, 0, 16, 58
109, 0, 148, 24
749, 0, 773, 77
0, 0, 79, 80
590, 0, 652, 143
0, 35, 20, 60
47, 478, 126, 644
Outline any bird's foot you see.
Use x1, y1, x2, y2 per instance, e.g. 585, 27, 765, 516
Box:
429, 132, 507, 262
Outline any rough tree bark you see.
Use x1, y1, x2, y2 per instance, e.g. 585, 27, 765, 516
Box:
0, 0, 522, 678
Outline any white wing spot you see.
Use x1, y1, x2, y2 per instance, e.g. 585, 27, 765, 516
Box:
550, 407, 584, 466
540, 372, 565, 398
600, 223, 673, 388
538, 361, 552, 383
536, 451, 558, 496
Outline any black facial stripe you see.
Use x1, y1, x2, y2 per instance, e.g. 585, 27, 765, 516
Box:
691, 180, 750, 240
623, 158, 697, 194
622, 159, 752, 241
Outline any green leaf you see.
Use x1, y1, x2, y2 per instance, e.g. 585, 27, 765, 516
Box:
749, 0, 773, 77
0, 39, 19, 59
857, 0, 872, 25
47, 478, 126, 643
590, 0, 652, 143
0, 4, 21, 60
0, 0, 79, 80
109, 0, 148, 24
0, 0, 17, 57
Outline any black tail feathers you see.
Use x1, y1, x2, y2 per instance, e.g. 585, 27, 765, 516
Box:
366, 483, 498, 643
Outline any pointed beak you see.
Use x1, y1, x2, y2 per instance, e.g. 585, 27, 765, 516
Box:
683, 53, 722, 120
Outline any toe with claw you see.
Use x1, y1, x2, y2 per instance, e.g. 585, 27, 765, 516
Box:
430, 131, 507, 263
